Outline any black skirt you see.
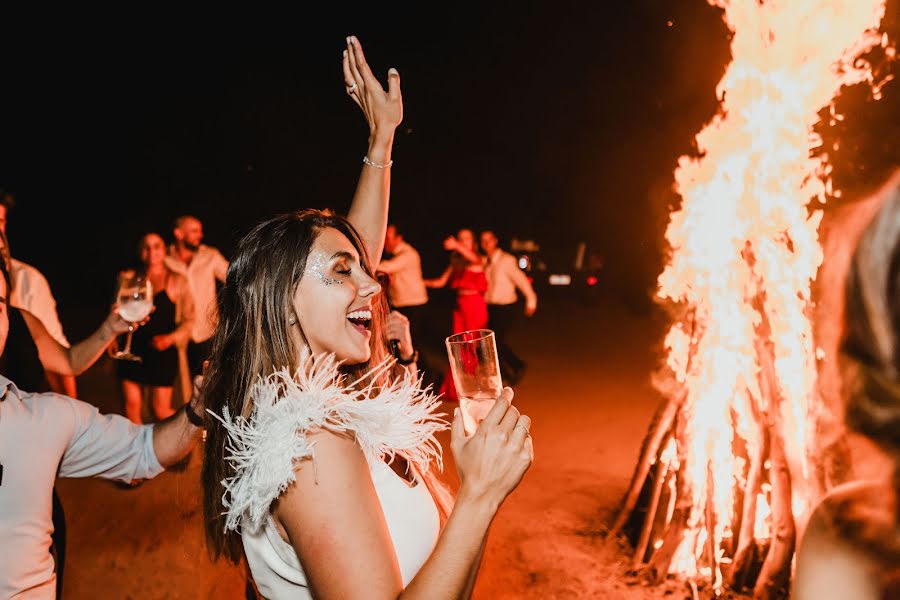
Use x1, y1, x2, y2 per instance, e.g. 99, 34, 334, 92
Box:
117, 289, 178, 387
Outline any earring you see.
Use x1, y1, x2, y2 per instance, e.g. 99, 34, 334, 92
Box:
288, 316, 296, 326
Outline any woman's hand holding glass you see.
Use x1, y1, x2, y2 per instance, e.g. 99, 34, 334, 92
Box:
451, 387, 533, 510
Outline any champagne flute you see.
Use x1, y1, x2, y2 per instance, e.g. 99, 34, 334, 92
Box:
445, 329, 503, 435
112, 274, 154, 362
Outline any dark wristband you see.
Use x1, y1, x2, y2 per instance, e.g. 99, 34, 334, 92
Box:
397, 349, 419, 366
184, 401, 206, 428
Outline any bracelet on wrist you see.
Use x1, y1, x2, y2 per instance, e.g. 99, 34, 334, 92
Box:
184, 402, 206, 428
362, 155, 393, 169
397, 349, 419, 366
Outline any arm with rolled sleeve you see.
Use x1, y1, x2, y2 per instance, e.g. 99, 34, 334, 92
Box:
58, 395, 201, 482
508, 255, 538, 313
57, 396, 164, 482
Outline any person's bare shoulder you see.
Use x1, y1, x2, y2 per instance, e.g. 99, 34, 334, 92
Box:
793, 481, 884, 599
274, 428, 369, 509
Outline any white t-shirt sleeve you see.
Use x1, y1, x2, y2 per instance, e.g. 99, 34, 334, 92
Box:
10, 262, 70, 348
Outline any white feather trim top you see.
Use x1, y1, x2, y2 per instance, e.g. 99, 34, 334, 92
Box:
211, 354, 447, 533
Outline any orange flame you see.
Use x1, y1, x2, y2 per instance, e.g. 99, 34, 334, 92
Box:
754, 492, 772, 541
657, 0, 889, 588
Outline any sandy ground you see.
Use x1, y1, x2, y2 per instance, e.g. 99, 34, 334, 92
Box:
57, 291, 694, 599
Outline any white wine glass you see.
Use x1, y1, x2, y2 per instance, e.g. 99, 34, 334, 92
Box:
112, 274, 154, 362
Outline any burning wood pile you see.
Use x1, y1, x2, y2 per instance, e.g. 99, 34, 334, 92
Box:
610, 1, 893, 597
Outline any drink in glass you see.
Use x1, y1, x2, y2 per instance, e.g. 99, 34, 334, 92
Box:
112, 275, 154, 362
445, 329, 503, 435
117, 298, 154, 323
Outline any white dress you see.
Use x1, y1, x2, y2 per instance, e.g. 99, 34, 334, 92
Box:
213, 354, 447, 600
243, 460, 439, 598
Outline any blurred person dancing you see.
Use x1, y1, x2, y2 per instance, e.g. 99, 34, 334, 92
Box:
0, 191, 77, 397
0, 246, 205, 599
116, 233, 195, 424
375, 271, 421, 379
202, 37, 532, 600
480, 230, 537, 385
165, 214, 228, 381
378, 224, 433, 379
794, 172, 900, 599
425, 229, 488, 401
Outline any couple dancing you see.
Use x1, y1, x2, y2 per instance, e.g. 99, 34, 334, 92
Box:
200, 37, 534, 599
425, 228, 537, 400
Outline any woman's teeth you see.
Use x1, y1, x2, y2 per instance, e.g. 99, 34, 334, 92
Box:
347, 309, 373, 331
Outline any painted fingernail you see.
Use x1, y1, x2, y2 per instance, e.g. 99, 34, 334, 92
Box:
389, 67, 399, 76
343, 50, 347, 58
346, 36, 352, 44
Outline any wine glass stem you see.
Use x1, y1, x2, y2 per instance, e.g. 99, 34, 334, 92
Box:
123, 330, 135, 354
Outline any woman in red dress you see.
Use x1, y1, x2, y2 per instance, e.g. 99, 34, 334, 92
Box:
425, 229, 487, 400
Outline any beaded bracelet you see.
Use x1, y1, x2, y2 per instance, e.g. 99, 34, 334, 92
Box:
362, 156, 393, 169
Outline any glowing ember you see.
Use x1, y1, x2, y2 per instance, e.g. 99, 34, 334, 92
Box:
611, 0, 893, 596
754, 492, 772, 541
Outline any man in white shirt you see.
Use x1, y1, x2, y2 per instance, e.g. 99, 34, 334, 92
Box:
0, 193, 77, 397
165, 215, 228, 378
481, 230, 538, 385
0, 258, 205, 599
378, 224, 429, 343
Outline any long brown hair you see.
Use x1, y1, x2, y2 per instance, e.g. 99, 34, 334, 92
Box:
372, 273, 455, 521
837, 172, 900, 564
202, 209, 450, 563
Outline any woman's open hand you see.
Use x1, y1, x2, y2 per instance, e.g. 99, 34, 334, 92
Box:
451, 388, 533, 510
342, 36, 402, 140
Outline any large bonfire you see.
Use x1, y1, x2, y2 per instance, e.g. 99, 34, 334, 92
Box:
610, 0, 893, 597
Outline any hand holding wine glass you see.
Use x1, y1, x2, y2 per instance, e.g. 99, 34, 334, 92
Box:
112, 274, 154, 362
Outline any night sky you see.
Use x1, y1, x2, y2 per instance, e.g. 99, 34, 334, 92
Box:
1, 2, 897, 330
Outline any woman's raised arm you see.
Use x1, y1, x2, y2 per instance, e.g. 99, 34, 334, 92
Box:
342, 36, 402, 266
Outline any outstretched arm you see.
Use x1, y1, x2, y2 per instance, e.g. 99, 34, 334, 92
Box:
343, 36, 403, 267
510, 259, 538, 316
444, 237, 483, 267
24, 308, 130, 376
151, 399, 204, 467
424, 265, 453, 289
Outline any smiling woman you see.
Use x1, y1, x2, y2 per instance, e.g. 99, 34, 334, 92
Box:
199, 37, 533, 600
292, 228, 382, 365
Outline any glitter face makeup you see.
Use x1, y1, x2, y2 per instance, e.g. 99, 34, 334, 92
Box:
306, 250, 345, 286
292, 228, 382, 365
